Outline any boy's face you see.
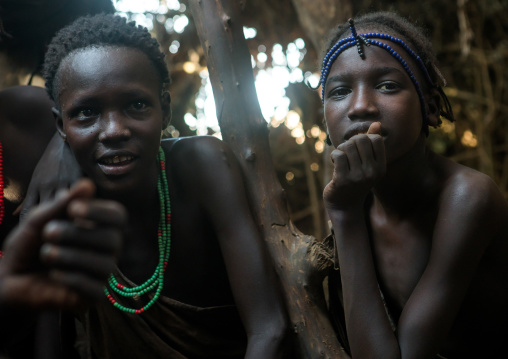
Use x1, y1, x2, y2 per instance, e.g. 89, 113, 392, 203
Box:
323, 39, 428, 163
56, 46, 165, 197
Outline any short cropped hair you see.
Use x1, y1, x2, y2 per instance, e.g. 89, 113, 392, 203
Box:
43, 13, 170, 104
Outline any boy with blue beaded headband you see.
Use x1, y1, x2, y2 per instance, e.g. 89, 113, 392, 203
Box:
39, 13, 289, 358
321, 12, 508, 358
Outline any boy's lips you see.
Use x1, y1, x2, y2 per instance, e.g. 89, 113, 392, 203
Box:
344, 122, 373, 141
101, 155, 134, 165
97, 152, 137, 176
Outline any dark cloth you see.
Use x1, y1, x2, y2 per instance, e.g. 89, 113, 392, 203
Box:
77, 269, 247, 359
0, 309, 37, 359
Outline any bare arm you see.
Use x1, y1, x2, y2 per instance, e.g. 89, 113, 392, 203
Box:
324, 128, 397, 358
20, 133, 82, 219
186, 137, 290, 358
325, 130, 505, 358
394, 175, 504, 357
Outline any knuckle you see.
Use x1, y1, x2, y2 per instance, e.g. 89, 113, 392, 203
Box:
363, 167, 375, 179
348, 170, 364, 182
43, 220, 68, 243
356, 135, 369, 145
331, 150, 347, 163
342, 141, 357, 152
68, 200, 89, 218
40, 243, 59, 264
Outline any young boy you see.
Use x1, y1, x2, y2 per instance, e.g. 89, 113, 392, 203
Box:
42, 14, 289, 358
321, 12, 508, 359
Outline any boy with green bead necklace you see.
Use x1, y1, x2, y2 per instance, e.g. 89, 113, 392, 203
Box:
321, 12, 508, 358
43, 14, 289, 358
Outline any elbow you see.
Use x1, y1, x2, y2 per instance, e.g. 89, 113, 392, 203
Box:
246, 315, 291, 357
250, 314, 289, 342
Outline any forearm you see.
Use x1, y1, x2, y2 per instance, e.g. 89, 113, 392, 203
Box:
21, 133, 81, 220
241, 283, 290, 358
244, 328, 290, 359
329, 209, 400, 359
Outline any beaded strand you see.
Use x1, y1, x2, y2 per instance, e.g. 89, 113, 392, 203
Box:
0, 141, 4, 229
320, 19, 435, 129
0, 141, 4, 258
104, 146, 171, 314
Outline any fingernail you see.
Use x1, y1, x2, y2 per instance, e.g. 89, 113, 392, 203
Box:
69, 201, 87, 217
40, 243, 56, 262
43, 221, 61, 242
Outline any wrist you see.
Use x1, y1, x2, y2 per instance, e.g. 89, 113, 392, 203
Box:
325, 204, 364, 218
326, 208, 367, 235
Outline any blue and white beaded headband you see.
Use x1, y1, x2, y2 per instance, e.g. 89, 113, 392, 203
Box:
320, 18, 435, 124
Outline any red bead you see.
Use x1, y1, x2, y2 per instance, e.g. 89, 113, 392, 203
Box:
104, 148, 171, 314
0, 141, 4, 227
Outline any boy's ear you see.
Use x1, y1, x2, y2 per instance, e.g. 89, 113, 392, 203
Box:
161, 91, 172, 129
426, 89, 441, 127
53, 107, 67, 142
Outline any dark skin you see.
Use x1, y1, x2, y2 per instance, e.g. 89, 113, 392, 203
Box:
55, 46, 289, 358
323, 35, 508, 358
0, 178, 124, 357
0, 85, 56, 240
0, 85, 118, 308
0, 179, 124, 309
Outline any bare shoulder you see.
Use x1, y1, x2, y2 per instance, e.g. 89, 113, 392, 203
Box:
437, 157, 508, 231
433, 161, 508, 355
444, 162, 506, 208
161, 136, 238, 175
0, 86, 54, 127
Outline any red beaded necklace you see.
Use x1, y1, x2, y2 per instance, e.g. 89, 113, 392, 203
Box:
0, 141, 4, 226
0, 141, 4, 258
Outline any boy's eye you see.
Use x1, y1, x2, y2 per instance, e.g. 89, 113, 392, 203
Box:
377, 82, 399, 91
76, 108, 98, 119
130, 100, 148, 111
329, 87, 351, 99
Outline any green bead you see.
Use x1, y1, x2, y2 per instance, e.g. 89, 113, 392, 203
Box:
104, 147, 171, 314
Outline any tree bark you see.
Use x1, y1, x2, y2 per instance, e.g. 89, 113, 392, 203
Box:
188, 1, 348, 357
290, 0, 352, 52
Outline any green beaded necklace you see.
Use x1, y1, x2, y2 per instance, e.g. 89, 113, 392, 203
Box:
104, 147, 171, 314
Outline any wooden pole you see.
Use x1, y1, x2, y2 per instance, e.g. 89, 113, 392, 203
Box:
188, 1, 348, 357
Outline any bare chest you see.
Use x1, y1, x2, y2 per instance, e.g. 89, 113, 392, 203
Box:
369, 215, 434, 313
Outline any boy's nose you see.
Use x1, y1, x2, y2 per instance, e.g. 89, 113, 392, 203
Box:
98, 112, 131, 142
347, 87, 379, 120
